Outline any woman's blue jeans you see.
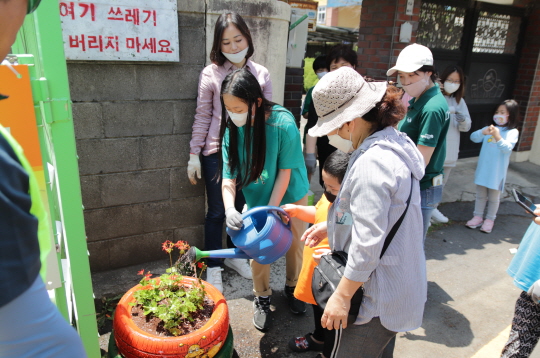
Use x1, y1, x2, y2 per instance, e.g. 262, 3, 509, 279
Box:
420, 185, 443, 241
201, 153, 245, 267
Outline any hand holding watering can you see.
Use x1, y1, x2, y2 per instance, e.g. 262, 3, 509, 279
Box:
187, 206, 292, 265
225, 207, 244, 230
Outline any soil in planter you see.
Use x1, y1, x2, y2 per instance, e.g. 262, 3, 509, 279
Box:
131, 297, 215, 337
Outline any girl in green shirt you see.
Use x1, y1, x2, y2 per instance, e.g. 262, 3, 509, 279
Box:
218, 69, 309, 332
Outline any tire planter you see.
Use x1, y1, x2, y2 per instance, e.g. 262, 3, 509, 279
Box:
113, 276, 229, 358
108, 326, 235, 358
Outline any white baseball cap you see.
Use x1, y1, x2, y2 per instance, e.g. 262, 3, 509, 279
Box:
386, 44, 433, 76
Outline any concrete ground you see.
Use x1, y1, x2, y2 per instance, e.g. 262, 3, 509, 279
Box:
93, 157, 540, 357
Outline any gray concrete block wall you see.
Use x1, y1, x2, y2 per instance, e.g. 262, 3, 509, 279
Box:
71, 0, 289, 272
72, 1, 207, 272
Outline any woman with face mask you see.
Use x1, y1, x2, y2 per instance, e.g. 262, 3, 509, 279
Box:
387, 44, 449, 241
303, 67, 426, 358
430, 65, 472, 224
219, 69, 309, 332
187, 12, 273, 290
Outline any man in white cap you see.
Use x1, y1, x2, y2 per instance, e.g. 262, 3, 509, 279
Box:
387, 43, 449, 241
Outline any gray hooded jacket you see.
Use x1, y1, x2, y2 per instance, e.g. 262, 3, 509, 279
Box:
327, 126, 427, 332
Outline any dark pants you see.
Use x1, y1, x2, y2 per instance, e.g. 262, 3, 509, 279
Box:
331, 317, 396, 358
201, 153, 245, 267
312, 304, 336, 358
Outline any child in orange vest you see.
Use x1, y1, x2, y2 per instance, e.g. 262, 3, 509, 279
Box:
282, 150, 350, 358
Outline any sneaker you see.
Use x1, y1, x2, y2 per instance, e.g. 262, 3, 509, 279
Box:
284, 285, 306, 315
253, 296, 272, 331
466, 216, 484, 229
480, 219, 494, 233
224, 258, 252, 279
206, 267, 223, 293
431, 208, 449, 224
288, 333, 324, 352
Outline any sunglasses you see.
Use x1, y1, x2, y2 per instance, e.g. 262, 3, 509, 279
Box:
27, 0, 42, 14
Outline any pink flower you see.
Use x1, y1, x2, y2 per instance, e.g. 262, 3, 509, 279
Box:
162, 240, 174, 253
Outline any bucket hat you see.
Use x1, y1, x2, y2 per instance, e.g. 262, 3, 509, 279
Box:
308, 67, 387, 137
386, 44, 433, 76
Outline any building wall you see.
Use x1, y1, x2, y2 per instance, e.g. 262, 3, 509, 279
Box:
326, 7, 339, 26
284, 67, 304, 127
336, 5, 361, 29
71, 0, 290, 272
513, 4, 540, 155
357, 0, 420, 80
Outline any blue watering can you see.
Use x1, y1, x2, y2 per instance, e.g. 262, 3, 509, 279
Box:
186, 206, 292, 265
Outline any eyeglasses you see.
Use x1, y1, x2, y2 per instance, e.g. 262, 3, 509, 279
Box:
27, 0, 42, 14
445, 80, 461, 85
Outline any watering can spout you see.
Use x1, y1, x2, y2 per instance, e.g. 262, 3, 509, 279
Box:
186, 247, 251, 263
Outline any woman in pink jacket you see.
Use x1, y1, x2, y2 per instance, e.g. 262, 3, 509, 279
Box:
187, 12, 272, 291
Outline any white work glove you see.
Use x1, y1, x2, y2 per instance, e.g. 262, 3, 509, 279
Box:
225, 207, 243, 230
455, 112, 466, 123
528, 279, 540, 303
187, 154, 201, 185
304, 153, 317, 174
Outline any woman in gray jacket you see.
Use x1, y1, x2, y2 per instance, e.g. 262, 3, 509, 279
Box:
303, 67, 427, 358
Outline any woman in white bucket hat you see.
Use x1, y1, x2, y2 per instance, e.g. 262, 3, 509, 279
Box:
388, 43, 449, 241
303, 67, 427, 358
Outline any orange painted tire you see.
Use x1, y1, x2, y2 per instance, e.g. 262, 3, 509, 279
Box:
113, 276, 229, 358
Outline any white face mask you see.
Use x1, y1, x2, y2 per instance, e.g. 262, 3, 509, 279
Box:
402, 74, 429, 98
227, 110, 248, 127
443, 81, 460, 94
328, 127, 354, 153
493, 114, 508, 126
222, 47, 249, 64
316, 71, 328, 80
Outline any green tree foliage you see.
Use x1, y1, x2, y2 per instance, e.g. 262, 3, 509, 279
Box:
303, 57, 319, 92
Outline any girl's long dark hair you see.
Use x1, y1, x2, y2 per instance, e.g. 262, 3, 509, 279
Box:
210, 12, 254, 67
218, 69, 275, 188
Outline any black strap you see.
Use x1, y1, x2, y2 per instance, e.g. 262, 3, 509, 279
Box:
379, 175, 414, 258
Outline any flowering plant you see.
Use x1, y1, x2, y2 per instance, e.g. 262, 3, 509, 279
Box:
130, 240, 207, 336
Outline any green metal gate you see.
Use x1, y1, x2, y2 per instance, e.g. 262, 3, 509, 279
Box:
10, 1, 100, 356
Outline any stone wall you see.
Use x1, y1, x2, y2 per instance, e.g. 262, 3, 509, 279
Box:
71, 0, 290, 272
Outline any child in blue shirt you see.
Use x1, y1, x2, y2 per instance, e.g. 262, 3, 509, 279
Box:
466, 99, 520, 233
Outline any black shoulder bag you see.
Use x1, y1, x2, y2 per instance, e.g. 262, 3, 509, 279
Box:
312, 176, 414, 321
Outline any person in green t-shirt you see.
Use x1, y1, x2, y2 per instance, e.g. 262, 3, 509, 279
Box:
387, 44, 450, 241
218, 69, 309, 332
302, 55, 327, 183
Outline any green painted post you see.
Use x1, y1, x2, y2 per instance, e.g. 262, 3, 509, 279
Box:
12, 1, 100, 357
